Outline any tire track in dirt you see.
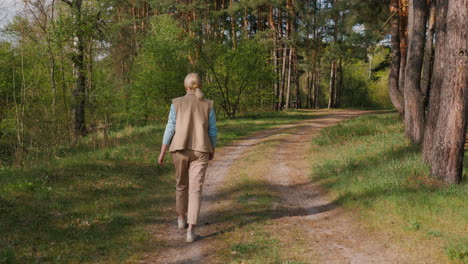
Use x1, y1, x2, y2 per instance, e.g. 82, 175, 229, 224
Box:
142, 109, 408, 264
264, 111, 410, 264
144, 111, 336, 264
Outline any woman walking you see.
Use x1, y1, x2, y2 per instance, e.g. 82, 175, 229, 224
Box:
158, 73, 218, 243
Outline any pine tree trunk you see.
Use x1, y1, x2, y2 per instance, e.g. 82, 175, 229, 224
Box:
285, 48, 293, 109
279, 45, 287, 110
314, 58, 321, 108
421, 0, 436, 98
306, 71, 311, 108
403, 0, 426, 144
295, 50, 301, 109
230, 0, 237, 50
269, 6, 280, 110
328, 61, 336, 109
311, 69, 316, 108
398, 0, 408, 95
68, 0, 88, 139
422, 0, 467, 184
336, 58, 342, 107
389, 0, 405, 115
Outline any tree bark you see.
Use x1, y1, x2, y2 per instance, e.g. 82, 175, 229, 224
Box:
421, 0, 436, 98
398, 0, 408, 95
328, 61, 337, 109
389, 0, 405, 115
230, 0, 237, 50
314, 58, 321, 108
423, 0, 467, 184
311, 69, 317, 108
306, 71, 311, 108
63, 0, 88, 139
294, 50, 301, 109
269, 6, 279, 110
403, 0, 426, 144
279, 45, 287, 110
336, 58, 342, 107
285, 48, 293, 109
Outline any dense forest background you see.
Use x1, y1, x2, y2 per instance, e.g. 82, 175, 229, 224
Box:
0, 0, 392, 166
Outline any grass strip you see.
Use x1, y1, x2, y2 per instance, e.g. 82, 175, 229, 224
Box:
309, 113, 468, 263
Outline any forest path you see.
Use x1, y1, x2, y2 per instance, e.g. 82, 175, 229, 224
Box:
144, 109, 408, 264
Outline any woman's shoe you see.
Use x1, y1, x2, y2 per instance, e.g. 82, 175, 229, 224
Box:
177, 217, 187, 229
186, 231, 200, 243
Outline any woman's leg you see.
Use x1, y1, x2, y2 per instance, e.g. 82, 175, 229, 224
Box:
172, 150, 190, 220
186, 150, 209, 231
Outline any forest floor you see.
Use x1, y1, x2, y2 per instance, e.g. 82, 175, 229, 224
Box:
2, 109, 465, 264
141, 110, 419, 264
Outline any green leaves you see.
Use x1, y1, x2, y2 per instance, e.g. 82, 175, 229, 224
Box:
130, 15, 189, 125
200, 38, 275, 118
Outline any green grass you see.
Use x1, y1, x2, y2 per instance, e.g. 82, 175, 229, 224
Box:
309, 113, 468, 263
0, 110, 322, 264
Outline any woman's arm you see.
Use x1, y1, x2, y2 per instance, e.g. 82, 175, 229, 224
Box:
208, 108, 218, 160
158, 105, 176, 165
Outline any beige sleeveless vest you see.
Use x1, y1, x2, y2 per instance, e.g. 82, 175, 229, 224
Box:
168, 93, 214, 153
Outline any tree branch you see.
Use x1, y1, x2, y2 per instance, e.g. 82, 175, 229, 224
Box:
382, 2, 408, 28
61, 0, 72, 7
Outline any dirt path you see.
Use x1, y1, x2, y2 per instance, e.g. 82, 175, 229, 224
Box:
145, 110, 409, 264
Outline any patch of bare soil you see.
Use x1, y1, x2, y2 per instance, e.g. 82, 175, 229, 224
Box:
140, 110, 410, 264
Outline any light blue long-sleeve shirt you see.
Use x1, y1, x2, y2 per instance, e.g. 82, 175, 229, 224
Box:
162, 104, 218, 148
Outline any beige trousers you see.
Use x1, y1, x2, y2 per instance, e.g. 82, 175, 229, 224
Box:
172, 149, 209, 225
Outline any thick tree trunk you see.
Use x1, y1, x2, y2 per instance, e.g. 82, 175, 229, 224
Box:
423, 0, 467, 184
421, 0, 436, 98
389, 0, 405, 115
403, 0, 426, 144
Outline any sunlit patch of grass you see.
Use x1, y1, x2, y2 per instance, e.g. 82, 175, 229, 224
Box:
309, 113, 468, 263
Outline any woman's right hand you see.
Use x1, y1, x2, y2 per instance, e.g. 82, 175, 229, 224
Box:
209, 149, 215, 161
158, 152, 165, 165
158, 144, 168, 165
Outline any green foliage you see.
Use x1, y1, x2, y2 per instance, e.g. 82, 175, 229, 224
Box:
200, 38, 275, 118
130, 15, 190, 125
326, 46, 392, 109
0, 0, 395, 164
